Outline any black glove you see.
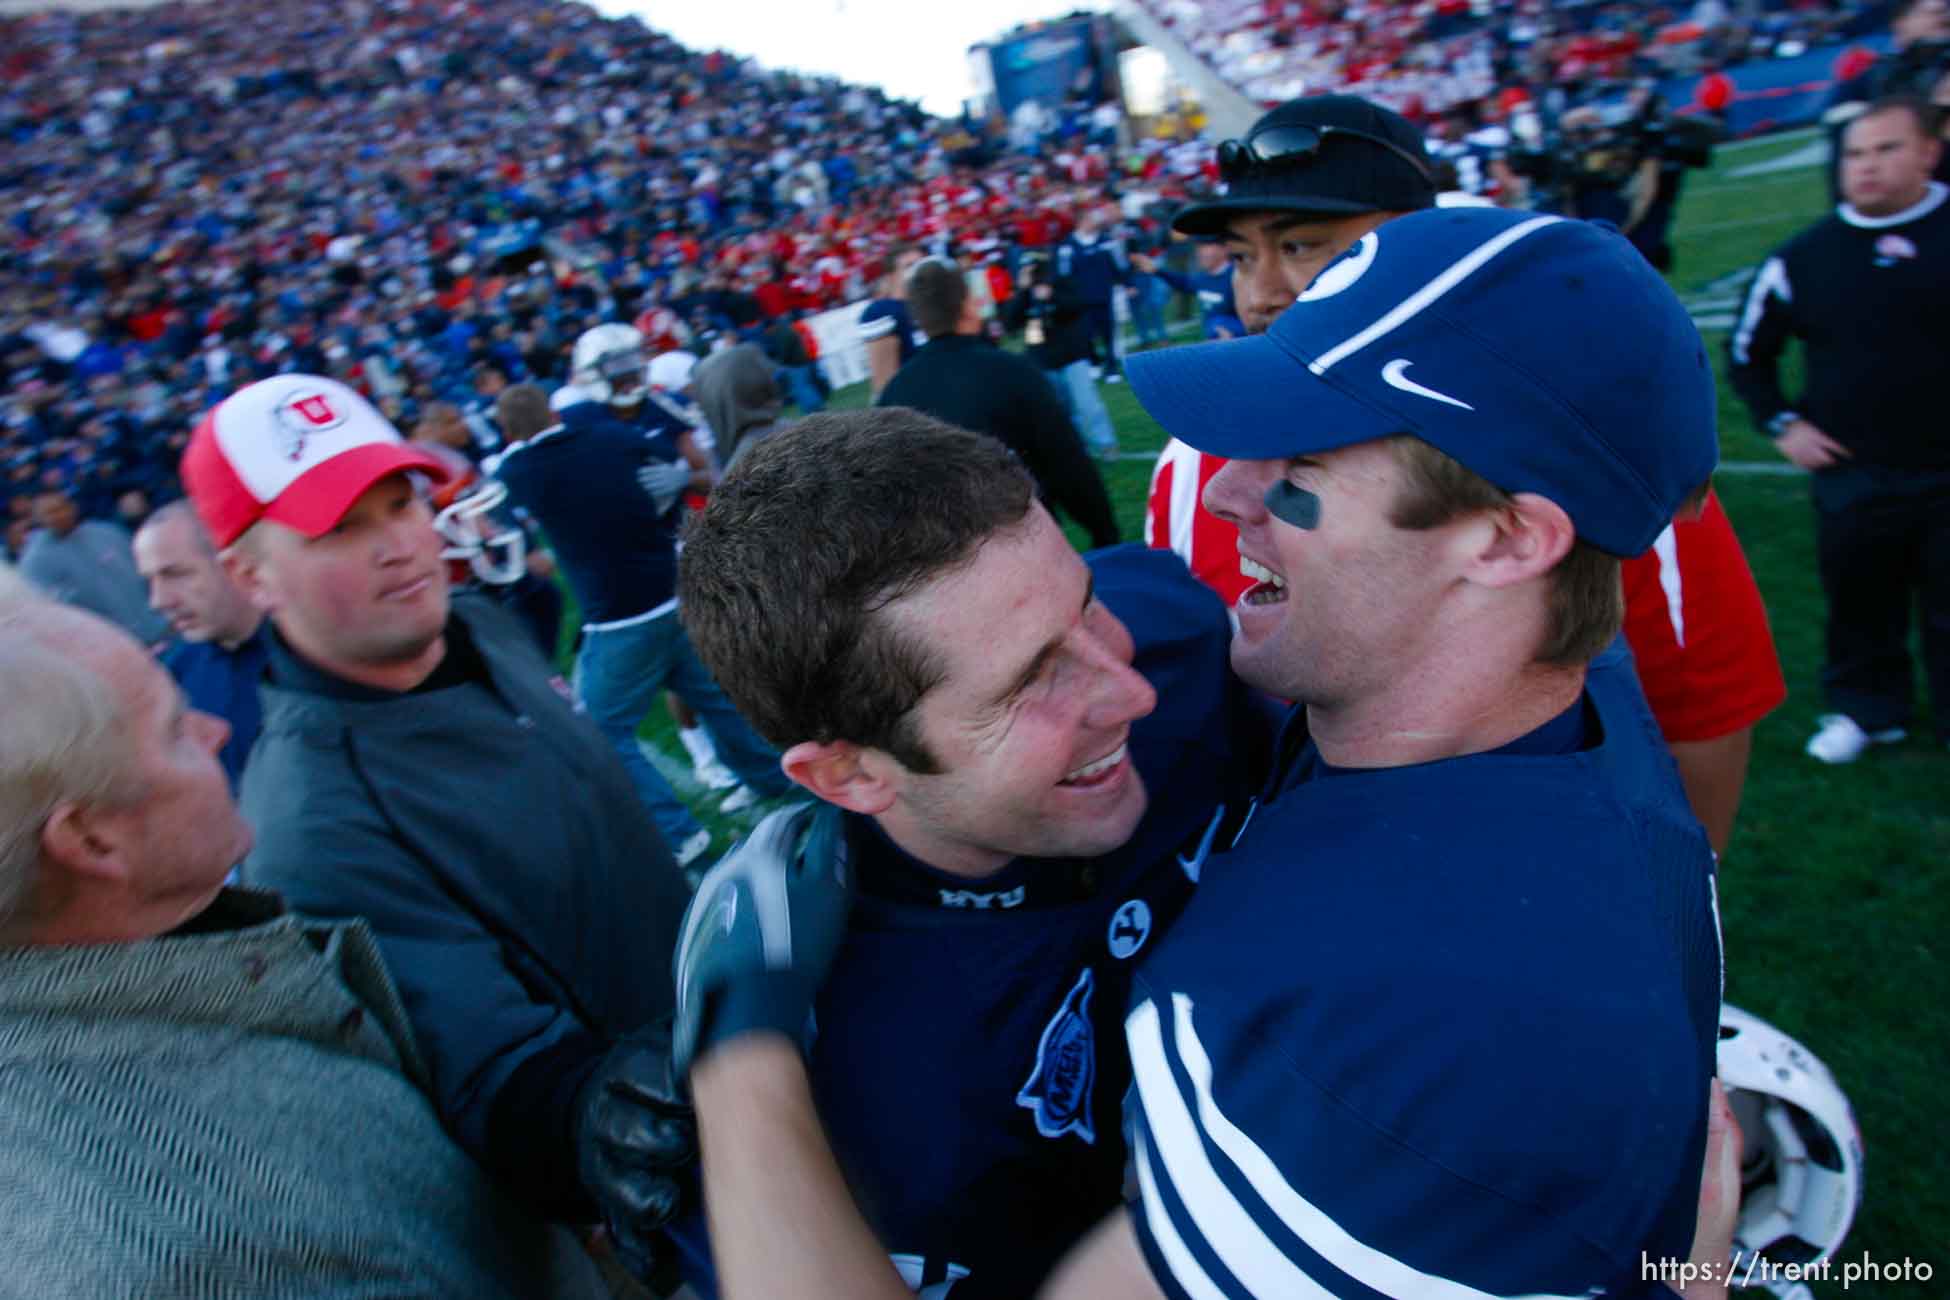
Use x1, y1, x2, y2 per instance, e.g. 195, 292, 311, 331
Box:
672, 801, 853, 1081
575, 1019, 696, 1284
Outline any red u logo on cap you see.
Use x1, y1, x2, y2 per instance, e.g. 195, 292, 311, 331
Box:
273, 390, 346, 461
289, 393, 339, 426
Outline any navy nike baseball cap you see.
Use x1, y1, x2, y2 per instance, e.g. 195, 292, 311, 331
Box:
1125, 207, 1717, 557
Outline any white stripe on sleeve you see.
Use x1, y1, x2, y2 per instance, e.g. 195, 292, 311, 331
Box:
1651, 524, 1684, 648
1730, 257, 1790, 366
1133, 1126, 1233, 1300
1129, 994, 1587, 1300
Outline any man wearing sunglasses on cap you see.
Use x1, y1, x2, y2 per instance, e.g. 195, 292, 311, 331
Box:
1144, 94, 1783, 856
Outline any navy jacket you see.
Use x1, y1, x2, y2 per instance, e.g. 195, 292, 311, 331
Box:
160, 623, 270, 790
491, 400, 693, 625
239, 597, 689, 1221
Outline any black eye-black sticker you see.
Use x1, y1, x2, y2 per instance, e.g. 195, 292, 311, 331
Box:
1264, 480, 1320, 530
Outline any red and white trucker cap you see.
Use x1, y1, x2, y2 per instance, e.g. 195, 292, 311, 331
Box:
182, 374, 451, 548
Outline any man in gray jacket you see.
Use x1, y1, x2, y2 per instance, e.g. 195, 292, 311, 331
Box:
0, 572, 607, 1298
180, 374, 695, 1283
17, 481, 168, 645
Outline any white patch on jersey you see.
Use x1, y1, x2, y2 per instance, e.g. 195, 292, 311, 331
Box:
889, 1253, 971, 1298
1107, 899, 1153, 960
1651, 524, 1684, 648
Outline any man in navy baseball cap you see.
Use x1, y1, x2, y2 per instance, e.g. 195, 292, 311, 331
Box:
1090, 205, 1734, 1300
1147, 94, 1782, 858
1131, 206, 1717, 559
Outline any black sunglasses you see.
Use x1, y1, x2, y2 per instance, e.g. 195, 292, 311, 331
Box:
1217, 124, 1435, 187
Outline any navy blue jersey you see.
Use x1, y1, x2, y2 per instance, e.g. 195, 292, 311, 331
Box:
1157, 266, 1243, 339
160, 625, 269, 790
674, 545, 1270, 1299
1053, 234, 1131, 306
488, 401, 689, 626
1432, 128, 1509, 198
858, 297, 927, 367
1126, 642, 1722, 1299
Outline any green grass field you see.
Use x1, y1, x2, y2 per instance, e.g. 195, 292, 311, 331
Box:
638, 131, 1947, 1293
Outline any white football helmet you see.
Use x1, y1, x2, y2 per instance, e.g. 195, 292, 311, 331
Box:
417, 444, 527, 587
571, 322, 648, 408
1718, 1004, 1864, 1287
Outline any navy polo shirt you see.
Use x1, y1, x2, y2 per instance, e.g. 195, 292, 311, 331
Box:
161, 624, 271, 790
1125, 644, 1721, 1298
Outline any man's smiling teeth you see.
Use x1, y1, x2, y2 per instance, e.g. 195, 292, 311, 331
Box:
1064, 743, 1127, 784
1240, 557, 1286, 589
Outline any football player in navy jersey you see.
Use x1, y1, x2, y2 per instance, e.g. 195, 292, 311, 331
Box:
859, 246, 931, 400
668, 210, 1744, 1300
671, 407, 1271, 1298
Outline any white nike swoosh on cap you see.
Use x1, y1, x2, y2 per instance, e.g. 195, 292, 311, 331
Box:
1381, 359, 1474, 411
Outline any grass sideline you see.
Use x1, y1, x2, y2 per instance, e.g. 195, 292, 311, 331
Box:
619, 134, 1944, 1294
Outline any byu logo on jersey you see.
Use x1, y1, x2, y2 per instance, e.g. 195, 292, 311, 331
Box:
1016, 968, 1096, 1144
1107, 899, 1152, 960
939, 885, 1025, 909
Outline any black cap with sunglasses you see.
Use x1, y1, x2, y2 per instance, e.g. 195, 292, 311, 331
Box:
1171, 94, 1437, 237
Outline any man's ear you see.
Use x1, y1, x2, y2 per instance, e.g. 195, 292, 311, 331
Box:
39, 799, 135, 889
220, 542, 278, 615
1464, 492, 1576, 590
781, 740, 898, 817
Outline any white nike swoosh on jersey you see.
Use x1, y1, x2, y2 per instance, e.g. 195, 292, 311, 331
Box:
1381, 358, 1474, 411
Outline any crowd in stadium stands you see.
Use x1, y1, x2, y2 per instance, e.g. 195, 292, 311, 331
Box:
0, 0, 1907, 565
1137, 0, 1889, 114
0, 0, 1180, 558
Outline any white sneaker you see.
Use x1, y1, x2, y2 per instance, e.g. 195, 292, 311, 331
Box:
674, 828, 713, 870
718, 784, 758, 814
1805, 714, 1906, 764
694, 757, 740, 791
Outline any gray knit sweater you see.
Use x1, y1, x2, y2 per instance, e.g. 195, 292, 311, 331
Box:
0, 890, 604, 1298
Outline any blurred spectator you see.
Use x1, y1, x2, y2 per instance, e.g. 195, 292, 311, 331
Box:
1001, 254, 1119, 457
132, 502, 268, 790
1051, 201, 1133, 380
760, 314, 826, 415
694, 343, 790, 468
492, 341, 791, 870
17, 484, 168, 645
858, 247, 929, 400
881, 259, 1119, 548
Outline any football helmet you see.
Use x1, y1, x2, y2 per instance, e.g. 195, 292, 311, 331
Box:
1718, 1004, 1864, 1286
572, 322, 648, 408
417, 444, 527, 586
